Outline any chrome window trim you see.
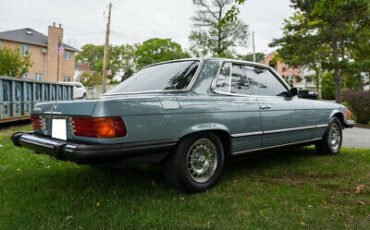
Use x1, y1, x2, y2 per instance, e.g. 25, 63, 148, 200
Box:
211, 60, 291, 98
101, 59, 203, 97
232, 137, 322, 156
231, 124, 329, 137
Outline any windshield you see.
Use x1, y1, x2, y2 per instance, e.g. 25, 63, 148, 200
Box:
106, 61, 200, 94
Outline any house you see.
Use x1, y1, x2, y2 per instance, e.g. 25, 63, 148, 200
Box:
263, 52, 316, 91
0, 23, 78, 82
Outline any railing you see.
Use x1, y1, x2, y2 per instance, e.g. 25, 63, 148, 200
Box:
0, 76, 74, 123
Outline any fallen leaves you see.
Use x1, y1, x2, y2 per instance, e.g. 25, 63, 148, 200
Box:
355, 184, 365, 194
300, 221, 306, 226
151, 180, 156, 186
259, 210, 264, 216
357, 200, 365, 206
322, 200, 328, 205
97, 202, 100, 207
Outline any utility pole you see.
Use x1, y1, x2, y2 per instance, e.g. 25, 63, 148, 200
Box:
102, 2, 112, 94
252, 31, 256, 63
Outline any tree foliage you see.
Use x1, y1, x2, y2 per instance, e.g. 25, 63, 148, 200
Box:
79, 71, 103, 87
189, 0, 249, 57
76, 44, 135, 79
237, 52, 265, 62
270, 0, 369, 103
134, 38, 190, 70
0, 47, 32, 77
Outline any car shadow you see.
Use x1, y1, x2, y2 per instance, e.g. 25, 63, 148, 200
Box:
12, 146, 322, 198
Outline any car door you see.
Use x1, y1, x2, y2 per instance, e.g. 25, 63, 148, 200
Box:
244, 66, 317, 147
212, 62, 263, 154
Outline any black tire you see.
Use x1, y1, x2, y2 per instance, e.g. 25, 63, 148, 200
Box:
82, 93, 86, 100
163, 132, 225, 193
315, 117, 343, 155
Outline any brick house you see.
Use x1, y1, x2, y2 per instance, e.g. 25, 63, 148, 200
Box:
0, 23, 78, 82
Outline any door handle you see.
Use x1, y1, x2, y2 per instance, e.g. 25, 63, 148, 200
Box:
260, 105, 272, 110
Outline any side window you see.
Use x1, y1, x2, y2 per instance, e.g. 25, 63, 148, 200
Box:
214, 62, 231, 93
246, 67, 287, 96
230, 64, 252, 95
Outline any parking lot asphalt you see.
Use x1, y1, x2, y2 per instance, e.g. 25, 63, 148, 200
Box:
342, 127, 370, 149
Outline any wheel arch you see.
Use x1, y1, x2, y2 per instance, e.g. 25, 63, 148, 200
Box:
178, 124, 232, 158
330, 110, 345, 128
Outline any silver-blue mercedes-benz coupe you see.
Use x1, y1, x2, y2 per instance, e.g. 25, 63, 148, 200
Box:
12, 58, 355, 193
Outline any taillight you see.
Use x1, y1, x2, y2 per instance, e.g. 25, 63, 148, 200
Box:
346, 109, 351, 119
31, 115, 46, 131
71, 117, 127, 138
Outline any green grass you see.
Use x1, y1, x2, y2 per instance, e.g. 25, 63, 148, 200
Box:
0, 123, 369, 229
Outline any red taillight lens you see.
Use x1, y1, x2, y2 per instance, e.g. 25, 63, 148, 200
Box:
31, 115, 45, 130
71, 117, 127, 138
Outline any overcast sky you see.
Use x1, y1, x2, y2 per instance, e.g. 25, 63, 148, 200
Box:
0, 0, 295, 55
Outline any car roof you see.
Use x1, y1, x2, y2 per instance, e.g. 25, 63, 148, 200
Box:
143, 57, 271, 69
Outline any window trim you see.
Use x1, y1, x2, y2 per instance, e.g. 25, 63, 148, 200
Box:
211, 60, 291, 98
101, 59, 204, 97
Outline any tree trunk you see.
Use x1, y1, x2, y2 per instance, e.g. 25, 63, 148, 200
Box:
332, 41, 342, 103
315, 73, 321, 99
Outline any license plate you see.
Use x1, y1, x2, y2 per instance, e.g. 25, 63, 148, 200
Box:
52, 119, 67, 140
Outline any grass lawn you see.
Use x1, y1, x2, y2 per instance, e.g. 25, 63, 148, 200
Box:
0, 123, 369, 229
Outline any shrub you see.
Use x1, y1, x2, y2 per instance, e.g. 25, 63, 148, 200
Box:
321, 72, 335, 100
343, 90, 370, 124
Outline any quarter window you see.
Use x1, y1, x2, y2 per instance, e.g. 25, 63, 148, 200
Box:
21, 44, 30, 56
214, 62, 231, 94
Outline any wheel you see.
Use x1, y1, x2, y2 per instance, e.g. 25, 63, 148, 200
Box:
315, 117, 342, 155
163, 132, 225, 193
82, 93, 86, 100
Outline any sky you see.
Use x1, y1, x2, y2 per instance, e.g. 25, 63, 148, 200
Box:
0, 0, 295, 55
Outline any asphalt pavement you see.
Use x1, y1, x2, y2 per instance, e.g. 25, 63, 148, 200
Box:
342, 127, 370, 149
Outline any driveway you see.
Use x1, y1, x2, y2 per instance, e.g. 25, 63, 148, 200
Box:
342, 127, 370, 149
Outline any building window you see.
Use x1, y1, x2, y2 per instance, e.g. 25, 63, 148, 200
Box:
22, 72, 29, 78
21, 44, 30, 56
63, 76, 71, 82
35, 73, 43, 81
64, 51, 72, 60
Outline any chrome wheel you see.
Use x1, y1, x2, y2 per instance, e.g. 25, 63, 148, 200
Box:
186, 138, 218, 183
328, 123, 341, 152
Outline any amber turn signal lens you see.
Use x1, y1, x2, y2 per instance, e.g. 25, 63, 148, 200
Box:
346, 109, 351, 119
72, 117, 127, 138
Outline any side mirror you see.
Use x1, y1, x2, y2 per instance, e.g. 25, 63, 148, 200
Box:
289, 88, 298, 97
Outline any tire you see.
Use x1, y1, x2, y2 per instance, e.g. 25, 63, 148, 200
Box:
163, 132, 225, 193
82, 93, 86, 100
315, 117, 343, 155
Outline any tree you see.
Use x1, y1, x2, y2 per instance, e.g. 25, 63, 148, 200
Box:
79, 71, 103, 87
269, 11, 329, 99
189, 0, 249, 57
0, 47, 32, 77
76, 44, 135, 79
134, 38, 190, 70
237, 52, 265, 62
274, 0, 369, 103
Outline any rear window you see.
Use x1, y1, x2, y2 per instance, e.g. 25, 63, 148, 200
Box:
107, 61, 200, 94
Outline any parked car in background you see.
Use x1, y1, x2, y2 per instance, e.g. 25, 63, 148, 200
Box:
60, 82, 86, 99
298, 90, 318, 100
12, 58, 355, 193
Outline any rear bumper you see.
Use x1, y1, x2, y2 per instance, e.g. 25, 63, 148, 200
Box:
11, 132, 176, 165
344, 120, 356, 128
